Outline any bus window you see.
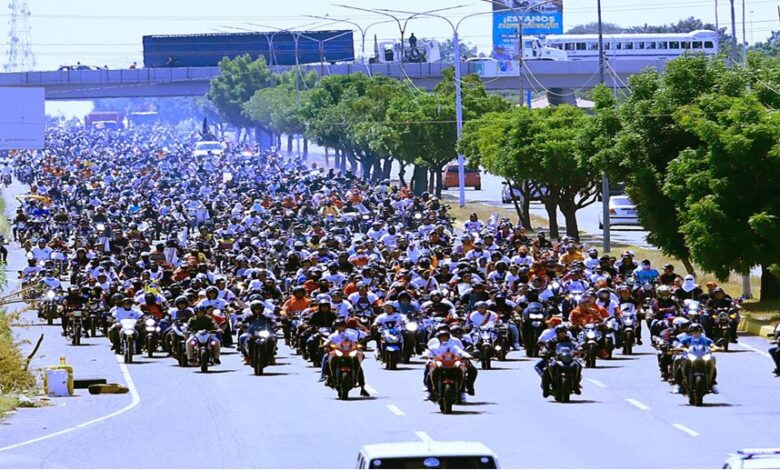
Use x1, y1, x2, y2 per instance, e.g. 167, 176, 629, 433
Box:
576, 42, 586, 51
564, 43, 575, 51
669, 41, 680, 49
615, 42, 622, 50
604, 42, 611, 50
623, 42, 633, 50
692, 41, 703, 49
657, 41, 668, 49
637, 42, 645, 49
681, 42, 691, 49
645, 41, 656, 49
588, 42, 599, 51
704, 41, 715, 48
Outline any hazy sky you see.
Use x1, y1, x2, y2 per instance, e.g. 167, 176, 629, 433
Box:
2, 0, 777, 71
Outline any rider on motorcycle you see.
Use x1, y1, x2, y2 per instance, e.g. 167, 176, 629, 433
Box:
319, 318, 370, 397
423, 327, 474, 402
675, 323, 720, 394
185, 305, 222, 365
239, 300, 276, 363
108, 297, 144, 353
536, 324, 582, 397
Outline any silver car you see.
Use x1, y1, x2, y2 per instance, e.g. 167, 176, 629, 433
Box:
599, 195, 640, 229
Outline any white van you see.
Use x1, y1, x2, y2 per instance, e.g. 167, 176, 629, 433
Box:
356, 441, 499, 469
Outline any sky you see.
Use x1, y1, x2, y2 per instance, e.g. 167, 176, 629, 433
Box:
1, 0, 777, 115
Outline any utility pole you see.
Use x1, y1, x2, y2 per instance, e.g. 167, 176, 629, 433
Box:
742, 0, 747, 63
598, 0, 610, 253
715, 0, 719, 31
730, 0, 739, 65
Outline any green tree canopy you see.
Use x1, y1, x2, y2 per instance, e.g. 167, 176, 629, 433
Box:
207, 54, 275, 128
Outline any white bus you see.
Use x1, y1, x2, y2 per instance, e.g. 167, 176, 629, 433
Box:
544, 30, 719, 61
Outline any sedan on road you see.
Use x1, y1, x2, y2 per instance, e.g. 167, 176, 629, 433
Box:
443, 163, 481, 190
599, 195, 641, 229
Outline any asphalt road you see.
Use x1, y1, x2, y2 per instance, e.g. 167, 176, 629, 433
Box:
2, 177, 779, 469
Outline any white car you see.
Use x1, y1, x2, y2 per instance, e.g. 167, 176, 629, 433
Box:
356, 441, 499, 469
599, 195, 641, 229
501, 182, 547, 204
723, 449, 780, 469
192, 141, 224, 157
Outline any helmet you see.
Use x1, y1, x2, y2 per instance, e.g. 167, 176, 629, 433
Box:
712, 287, 725, 295
346, 318, 359, 329
451, 325, 465, 335
333, 318, 346, 329
657, 285, 672, 298
672, 317, 690, 329
555, 324, 569, 334
474, 301, 489, 310
689, 322, 703, 333
436, 329, 451, 339
597, 288, 611, 300
249, 300, 264, 312
318, 299, 331, 306
206, 286, 219, 297
175, 296, 189, 307
430, 290, 442, 299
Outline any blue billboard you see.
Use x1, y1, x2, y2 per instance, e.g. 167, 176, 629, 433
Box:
492, 0, 563, 59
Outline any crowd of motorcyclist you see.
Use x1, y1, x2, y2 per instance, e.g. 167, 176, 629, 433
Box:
4, 123, 748, 407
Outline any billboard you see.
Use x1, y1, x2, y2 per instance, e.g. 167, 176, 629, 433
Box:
0, 87, 45, 150
492, 0, 563, 59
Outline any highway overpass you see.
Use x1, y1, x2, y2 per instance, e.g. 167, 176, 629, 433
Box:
0, 60, 668, 100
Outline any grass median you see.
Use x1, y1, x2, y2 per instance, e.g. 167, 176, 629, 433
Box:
0, 192, 35, 418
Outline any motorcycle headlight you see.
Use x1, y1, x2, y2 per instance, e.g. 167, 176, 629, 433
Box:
586, 332, 596, 339
702, 354, 712, 362
46, 291, 55, 300
495, 345, 502, 351
349, 350, 358, 357
454, 360, 462, 367
406, 322, 418, 332
258, 331, 271, 338
124, 329, 136, 336
145, 319, 156, 327
210, 340, 218, 347
624, 319, 634, 326
435, 360, 443, 367
334, 350, 344, 357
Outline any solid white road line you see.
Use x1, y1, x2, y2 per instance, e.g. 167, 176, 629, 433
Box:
738, 341, 772, 359
415, 431, 434, 443
625, 398, 650, 411
586, 378, 607, 388
673, 424, 700, 437
386, 405, 405, 416
0, 355, 141, 453
364, 385, 378, 395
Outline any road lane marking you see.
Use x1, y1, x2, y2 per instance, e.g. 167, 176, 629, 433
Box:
415, 431, 434, 443
586, 378, 607, 388
0, 355, 140, 453
673, 424, 700, 437
738, 341, 772, 359
365, 385, 378, 395
386, 405, 405, 416
625, 398, 650, 411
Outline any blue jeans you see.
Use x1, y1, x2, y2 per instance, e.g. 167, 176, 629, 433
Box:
507, 322, 521, 348
770, 347, 780, 371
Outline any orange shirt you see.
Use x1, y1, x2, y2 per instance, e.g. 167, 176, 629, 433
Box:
282, 297, 311, 316
569, 305, 610, 327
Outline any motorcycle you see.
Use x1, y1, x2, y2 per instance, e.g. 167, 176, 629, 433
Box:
547, 341, 580, 403
248, 329, 274, 375
2, 173, 11, 187
473, 325, 502, 370
402, 321, 420, 362
169, 321, 189, 367
578, 323, 601, 368
682, 299, 703, 323
711, 308, 733, 351
603, 317, 618, 359
379, 322, 403, 370
306, 326, 332, 367
429, 352, 466, 414
329, 340, 362, 400
620, 303, 638, 355
522, 303, 548, 357
69, 310, 83, 346
119, 318, 139, 364
143, 317, 161, 358
681, 344, 716, 406
191, 330, 217, 373
40, 289, 59, 325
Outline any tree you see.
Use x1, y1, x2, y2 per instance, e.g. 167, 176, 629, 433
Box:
434, 38, 481, 62
566, 22, 625, 34
207, 54, 275, 132
461, 105, 598, 240
751, 31, 780, 58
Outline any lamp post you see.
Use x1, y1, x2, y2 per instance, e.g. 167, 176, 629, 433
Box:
481, 0, 559, 107
305, 15, 394, 64
597, 0, 610, 252
335, 4, 467, 75
371, 6, 489, 208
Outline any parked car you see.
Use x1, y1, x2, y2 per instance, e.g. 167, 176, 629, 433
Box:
599, 195, 640, 229
58, 64, 103, 71
598, 181, 626, 201
356, 441, 499, 469
722, 449, 780, 469
501, 181, 547, 204
443, 163, 481, 190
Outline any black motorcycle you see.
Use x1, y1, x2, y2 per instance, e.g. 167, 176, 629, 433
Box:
547, 341, 580, 403
247, 329, 275, 375
522, 303, 548, 357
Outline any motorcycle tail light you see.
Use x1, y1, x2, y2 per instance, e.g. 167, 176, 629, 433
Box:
190, 339, 197, 346
435, 360, 443, 367
210, 341, 218, 347
349, 350, 358, 357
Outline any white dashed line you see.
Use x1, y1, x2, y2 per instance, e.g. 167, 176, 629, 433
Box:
386, 405, 406, 416
586, 378, 607, 388
365, 385, 378, 395
738, 341, 772, 359
673, 424, 700, 437
625, 398, 650, 411
415, 431, 434, 443
0, 355, 140, 453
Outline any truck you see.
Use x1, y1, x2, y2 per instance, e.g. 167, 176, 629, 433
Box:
85, 112, 124, 130
371, 37, 441, 64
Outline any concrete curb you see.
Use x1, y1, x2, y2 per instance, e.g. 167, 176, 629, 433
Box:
740, 316, 776, 337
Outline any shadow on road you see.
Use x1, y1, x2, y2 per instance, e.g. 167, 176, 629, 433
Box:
200, 369, 238, 374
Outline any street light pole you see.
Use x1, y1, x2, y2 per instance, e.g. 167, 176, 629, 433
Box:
305, 15, 393, 63
730, 0, 739, 65
598, 0, 610, 253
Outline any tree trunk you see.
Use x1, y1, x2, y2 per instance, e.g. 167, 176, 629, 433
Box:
382, 157, 393, 180
542, 198, 560, 240
398, 162, 408, 187
435, 170, 443, 199
287, 135, 293, 154
303, 139, 309, 157
325, 147, 330, 167
347, 150, 356, 173
411, 165, 428, 196
681, 258, 696, 275
362, 154, 374, 180
761, 265, 780, 301
371, 156, 384, 181
428, 168, 436, 194
507, 180, 531, 229
559, 198, 580, 241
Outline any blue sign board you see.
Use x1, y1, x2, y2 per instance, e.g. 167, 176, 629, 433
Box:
492, 0, 563, 59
